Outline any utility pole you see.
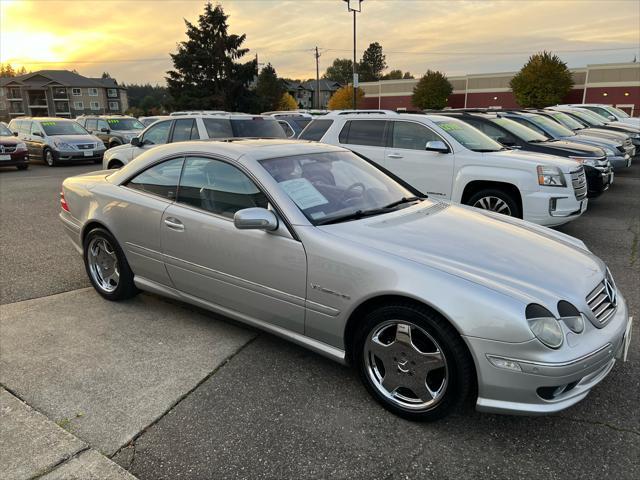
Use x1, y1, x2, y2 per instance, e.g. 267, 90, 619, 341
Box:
315, 46, 321, 109
344, 1, 363, 110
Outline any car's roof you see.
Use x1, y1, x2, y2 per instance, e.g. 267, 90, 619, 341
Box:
10, 117, 75, 122
77, 114, 135, 119
107, 139, 347, 184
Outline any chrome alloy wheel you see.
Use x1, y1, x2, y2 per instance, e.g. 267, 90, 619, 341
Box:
45, 150, 54, 166
87, 237, 120, 293
364, 321, 448, 411
472, 196, 511, 215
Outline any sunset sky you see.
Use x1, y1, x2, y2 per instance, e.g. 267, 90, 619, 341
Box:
1, 0, 639, 85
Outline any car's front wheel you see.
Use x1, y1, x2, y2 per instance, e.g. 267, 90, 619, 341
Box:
83, 227, 138, 301
355, 303, 474, 421
467, 189, 520, 218
44, 148, 55, 167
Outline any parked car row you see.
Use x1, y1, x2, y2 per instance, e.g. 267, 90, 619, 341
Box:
60, 136, 633, 421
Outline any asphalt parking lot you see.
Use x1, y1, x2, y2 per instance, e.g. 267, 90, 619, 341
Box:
1, 160, 638, 479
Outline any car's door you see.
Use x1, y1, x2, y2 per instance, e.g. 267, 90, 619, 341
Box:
96, 119, 110, 143
29, 121, 46, 158
384, 120, 455, 199
116, 156, 184, 286
161, 155, 307, 333
337, 120, 388, 167
133, 119, 173, 159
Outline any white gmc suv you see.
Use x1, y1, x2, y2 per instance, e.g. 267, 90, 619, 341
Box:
300, 111, 588, 226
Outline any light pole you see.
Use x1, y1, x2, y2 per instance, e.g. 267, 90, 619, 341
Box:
343, 0, 363, 110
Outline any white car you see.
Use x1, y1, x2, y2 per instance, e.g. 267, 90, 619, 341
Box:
300, 111, 588, 227
103, 113, 286, 169
562, 104, 640, 128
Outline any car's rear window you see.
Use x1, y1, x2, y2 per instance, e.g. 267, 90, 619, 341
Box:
299, 119, 333, 141
230, 118, 286, 138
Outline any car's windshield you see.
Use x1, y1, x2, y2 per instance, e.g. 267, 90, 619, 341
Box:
106, 118, 144, 131
549, 112, 584, 130
605, 106, 630, 118
230, 118, 287, 138
528, 114, 575, 137
40, 121, 89, 136
490, 117, 548, 142
0, 123, 12, 136
433, 119, 503, 152
260, 151, 417, 225
569, 109, 605, 126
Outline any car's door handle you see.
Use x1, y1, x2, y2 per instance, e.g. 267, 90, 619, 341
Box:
387, 153, 403, 159
164, 217, 184, 231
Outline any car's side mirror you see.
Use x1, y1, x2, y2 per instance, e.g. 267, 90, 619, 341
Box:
234, 207, 278, 231
608, 115, 616, 121
33, 131, 43, 137
101, 127, 110, 133
13, 131, 18, 137
425, 140, 449, 153
130, 137, 141, 146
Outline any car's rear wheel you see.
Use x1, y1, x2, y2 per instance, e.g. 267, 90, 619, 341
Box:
16, 164, 28, 170
108, 160, 123, 169
467, 189, 520, 218
44, 148, 55, 167
354, 303, 474, 421
83, 227, 138, 301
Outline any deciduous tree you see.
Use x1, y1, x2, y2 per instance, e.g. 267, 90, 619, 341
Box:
510, 51, 573, 108
323, 58, 354, 84
327, 85, 364, 110
278, 92, 298, 110
412, 70, 453, 110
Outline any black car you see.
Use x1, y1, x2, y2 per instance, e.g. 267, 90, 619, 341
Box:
439, 111, 612, 198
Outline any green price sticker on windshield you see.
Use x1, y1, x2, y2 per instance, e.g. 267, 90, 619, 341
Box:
107, 119, 120, 124
41, 121, 57, 126
439, 123, 461, 132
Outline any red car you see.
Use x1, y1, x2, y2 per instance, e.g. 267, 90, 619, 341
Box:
0, 122, 29, 170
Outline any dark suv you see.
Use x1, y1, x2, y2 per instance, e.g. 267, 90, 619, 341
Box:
440, 111, 612, 198
76, 115, 145, 149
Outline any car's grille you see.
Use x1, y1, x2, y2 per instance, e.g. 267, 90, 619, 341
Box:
586, 273, 617, 327
570, 167, 587, 201
76, 143, 95, 150
0, 145, 17, 153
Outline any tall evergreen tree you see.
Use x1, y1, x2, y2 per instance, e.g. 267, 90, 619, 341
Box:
166, 2, 256, 111
255, 63, 284, 111
359, 42, 387, 82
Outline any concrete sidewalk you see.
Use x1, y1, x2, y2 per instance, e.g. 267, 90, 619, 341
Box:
1, 388, 136, 480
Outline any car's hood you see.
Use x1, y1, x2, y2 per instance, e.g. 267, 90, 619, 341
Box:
53, 134, 103, 145
538, 139, 604, 157
562, 134, 620, 149
105, 143, 133, 155
607, 122, 640, 134
0, 136, 20, 145
112, 130, 141, 136
320, 200, 605, 305
577, 128, 628, 142
487, 149, 580, 170
617, 117, 640, 127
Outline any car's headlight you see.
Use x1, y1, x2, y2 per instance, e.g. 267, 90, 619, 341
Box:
557, 301, 585, 334
537, 165, 566, 187
569, 156, 597, 167
526, 304, 564, 349
603, 147, 616, 156
15, 142, 27, 151
53, 139, 74, 150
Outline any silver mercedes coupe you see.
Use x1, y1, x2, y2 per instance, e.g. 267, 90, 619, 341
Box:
59, 139, 632, 420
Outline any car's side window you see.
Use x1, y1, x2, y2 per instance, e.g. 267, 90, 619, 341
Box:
30, 122, 42, 136
299, 119, 333, 141
171, 118, 197, 142
126, 157, 184, 200
177, 156, 268, 219
142, 120, 172, 145
203, 118, 233, 139
86, 119, 97, 131
391, 121, 442, 150
278, 120, 294, 138
339, 120, 386, 147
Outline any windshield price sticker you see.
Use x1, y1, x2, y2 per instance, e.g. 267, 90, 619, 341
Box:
280, 178, 329, 210
107, 119, 120, 124
438, 123, 461, 132
41, 121, 57, 126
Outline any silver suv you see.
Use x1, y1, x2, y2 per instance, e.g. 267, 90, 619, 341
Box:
9, 117, 106, 167
103, 113, 286, 169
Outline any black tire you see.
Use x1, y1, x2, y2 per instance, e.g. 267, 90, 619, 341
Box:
467, 188, 520, 218
109, 141, 121, 149
16, 164, 29, 170
83, 227, 138, 301
108, 160, 123, 169
43, 148, 56, 167
354, 303, 475, 421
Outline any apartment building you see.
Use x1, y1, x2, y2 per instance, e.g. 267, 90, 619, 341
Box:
0, 70, 128, 121
285, 79, 342, 109
359, 62, 640, 116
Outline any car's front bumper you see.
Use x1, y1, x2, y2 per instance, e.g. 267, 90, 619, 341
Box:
585, 165, 612, 198
53, 149, 106, 162
465, 298, 630, 415
607, 154, 631, 171
523, 189, 586, 227
0, 150, 28, 167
